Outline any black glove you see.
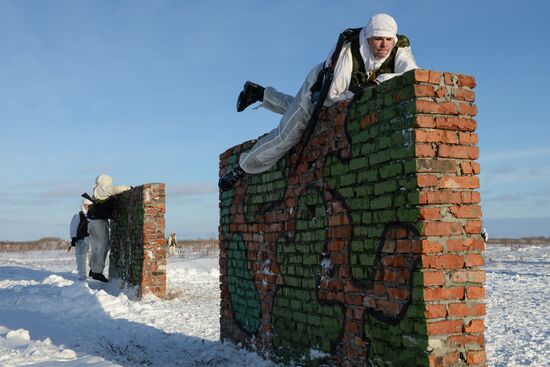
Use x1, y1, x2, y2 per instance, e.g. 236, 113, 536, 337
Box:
71, 237, 78, 247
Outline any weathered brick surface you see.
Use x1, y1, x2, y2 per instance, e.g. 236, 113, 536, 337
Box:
219, 69, 484, 366
109, 183, 166, 298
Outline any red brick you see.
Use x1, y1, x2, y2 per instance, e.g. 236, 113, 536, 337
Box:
427, 320, 463, 335
360, 112, 378, 128
416, 100, 458, 115
454, 87, 475, 102
383, 269, 401, 282
421, 191, 463, 204
436, 116, 477, 131
438, 145, 479, 159
464, 319, 484, 333
382, 255, 407, 267
429, 71, 442, 84
414, 84, 436, 97
447, 238, 485, 252
424, 286, 465, 301
458, 132, 478, 145
344, 320, 361, 333
331, 252, 348, 264
418, 174, 440, 187
414, 69, 430, 82
451, 270, 486, 283
440, 176, 480, 189
464, 220, 482, 234
429, 352, 459, 367
420, 240, 444, 253
387, 287, 411, 300
328, 214, 346, 226
396, 239, 416, 252
467, 350, 486, 364
426, 304, 447, 318
457, 74, 476, 88
448, 303, 486, 317
423, 254, 465, 269
419, 207, 442, 220
458, 102, 478, 116
466, 286, 485, 299
372, 283, 387, 296
328, 240, 346, 251
416, 130, 458, 144
435, 86, 447, 98
461, 191, 481, 204
449, 205, 482, 218
465, 254, 484, 267
416, 143, 437, 157
376, 300, 401, 315
444, 73, 454, 85
447, 334, 484, 346
423, 271, 446, 286
415, 115, 437, 128
422, 222, 464, 236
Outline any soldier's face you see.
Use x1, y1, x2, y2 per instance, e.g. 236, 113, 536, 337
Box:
368, 37, 395, 59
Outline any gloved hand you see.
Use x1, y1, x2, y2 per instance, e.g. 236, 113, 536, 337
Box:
71, 237, 78, 247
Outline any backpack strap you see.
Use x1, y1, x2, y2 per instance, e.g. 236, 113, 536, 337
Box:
76, 211, 89, 239
309, 27, 362, 98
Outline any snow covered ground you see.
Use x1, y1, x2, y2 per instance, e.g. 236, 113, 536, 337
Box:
0, 251, 276, 367
0, 244, 548, 366
484, 244, 550, 366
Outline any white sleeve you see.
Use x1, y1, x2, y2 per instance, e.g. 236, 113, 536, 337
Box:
325, 45, 355, 106
111, 185, 131, 195
69, 214, 79, 238
103, 185, 131, 197
375, 46, 418, 84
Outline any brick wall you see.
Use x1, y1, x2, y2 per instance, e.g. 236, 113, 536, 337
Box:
219, 69, 485, 366
109, 183, 167, 298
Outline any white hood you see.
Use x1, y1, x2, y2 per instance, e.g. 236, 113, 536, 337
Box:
360, 13, 399, 70
364, 13, 398, 40
92, 174, 131, 201
96, 174, 113, 187
81, 198, 93, 214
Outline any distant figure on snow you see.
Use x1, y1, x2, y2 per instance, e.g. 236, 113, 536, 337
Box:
219, 13, 418, 191
88, 174, 131, 282
69, 198, 93, 280
167, 232, 177, 256
481, 228, 488, 243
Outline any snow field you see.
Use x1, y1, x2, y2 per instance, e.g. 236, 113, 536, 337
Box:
0, 245, 548, 366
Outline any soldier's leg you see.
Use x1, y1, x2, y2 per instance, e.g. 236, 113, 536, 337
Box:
239, 63, 323, 174
89, 219, 110, 274
75, 238, 90, 279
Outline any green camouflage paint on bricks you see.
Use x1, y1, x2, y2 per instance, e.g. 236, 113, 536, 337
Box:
272, 191, 343, 364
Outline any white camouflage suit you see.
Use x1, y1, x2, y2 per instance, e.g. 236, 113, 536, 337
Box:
89, 174, 130, 275
239, 13, 418, 174
69, 200, 92, 279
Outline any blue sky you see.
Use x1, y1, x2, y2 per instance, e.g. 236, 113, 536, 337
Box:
1, 0, 549, 240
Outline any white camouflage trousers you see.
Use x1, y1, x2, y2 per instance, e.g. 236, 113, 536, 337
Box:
88, 219, 110, 274
75, 238, 90, 279
239, 62, 323, 174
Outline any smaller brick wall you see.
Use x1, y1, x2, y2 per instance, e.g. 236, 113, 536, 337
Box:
109, 183, 166, 298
